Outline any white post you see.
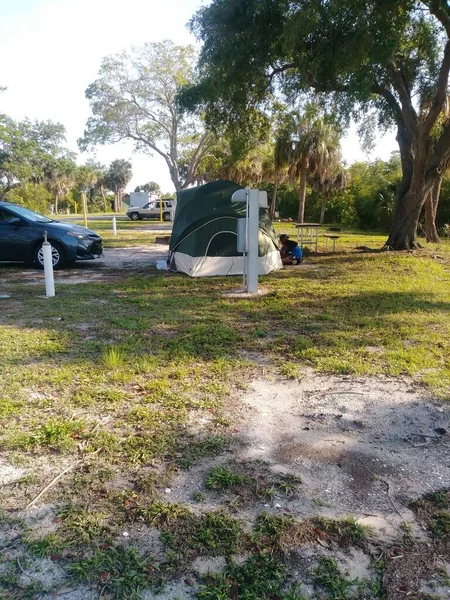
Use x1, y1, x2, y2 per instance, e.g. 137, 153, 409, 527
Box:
42, 232, 55, 298
112, 215, 117, 236
247, 189, 259, 293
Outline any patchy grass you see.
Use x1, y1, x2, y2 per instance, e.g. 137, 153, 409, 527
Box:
311, 557, 382, 599
313, 516, 372, 547
130, 502, 244, 561
70, 545, 157, 599
202, 461, 302, 508
410, 488, 450, 539
197, 554, 305, 600
205, 465, 249, 490
1, 227, 450, 597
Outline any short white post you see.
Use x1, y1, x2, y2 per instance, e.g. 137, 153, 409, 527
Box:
112, 215, 117, 236
42, 232, 55, 298
247, 189, 260, 293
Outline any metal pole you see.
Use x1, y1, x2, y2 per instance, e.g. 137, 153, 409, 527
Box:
112, 215, 117, 236
159, 197, 163, 223
247, 189, 259, 293
42, 231, 55, 298
82, 191, 88, 228
243, 192, 249, 290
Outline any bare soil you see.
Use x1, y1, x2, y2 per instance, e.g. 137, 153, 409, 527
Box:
2, 372, 449, 599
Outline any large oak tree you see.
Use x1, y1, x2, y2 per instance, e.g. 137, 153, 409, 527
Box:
181, 0, 450, 250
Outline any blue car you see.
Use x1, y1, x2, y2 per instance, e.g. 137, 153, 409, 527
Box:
0, 203, 103, 269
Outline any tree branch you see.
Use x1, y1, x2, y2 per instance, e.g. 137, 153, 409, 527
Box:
125, 125, 171, 163
183, 132, 211, 187
429, 0, 450, 38
129, 94, 172, 137
371, 83, 404, 123
267, 62, 296, 84
426, 120, 450, 178
422, 40, 450, 136
387, 61, 418, 137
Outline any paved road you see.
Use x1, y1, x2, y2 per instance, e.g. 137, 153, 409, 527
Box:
55, 215, 173, 231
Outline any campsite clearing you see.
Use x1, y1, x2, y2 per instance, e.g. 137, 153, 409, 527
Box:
0, 226, 450, 599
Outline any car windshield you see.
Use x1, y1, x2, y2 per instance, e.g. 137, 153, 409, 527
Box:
8, 205, 52, 223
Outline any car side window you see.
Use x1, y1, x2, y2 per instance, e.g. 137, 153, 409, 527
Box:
0, 209, 14, 224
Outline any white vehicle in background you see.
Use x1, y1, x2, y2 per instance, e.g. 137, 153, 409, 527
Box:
126, 199, 173, 221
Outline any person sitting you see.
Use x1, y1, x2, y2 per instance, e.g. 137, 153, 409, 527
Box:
280, 234, 303, 265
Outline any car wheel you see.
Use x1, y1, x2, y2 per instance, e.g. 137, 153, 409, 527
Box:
163, 212, 171, 222
129, 212, 140, 221
33, 241, 66, 269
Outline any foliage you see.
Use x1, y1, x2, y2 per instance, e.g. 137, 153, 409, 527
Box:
135, 181, 160, 193
273, 104, 343, 222
183, 0, 450, 249
103, 159, 132, 211
80, 40, 211, 191
7, 183, 54, 214
347, 155, 402, 230
0, 115, 72, 201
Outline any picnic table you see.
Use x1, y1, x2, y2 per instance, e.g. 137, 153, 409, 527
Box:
295, 223, 322, 252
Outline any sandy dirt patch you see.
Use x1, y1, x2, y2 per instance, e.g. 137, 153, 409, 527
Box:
1, 373, 449, 598
0, 245, 170, 286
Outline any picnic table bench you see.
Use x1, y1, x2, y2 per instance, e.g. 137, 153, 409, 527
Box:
323, 233, 340, 252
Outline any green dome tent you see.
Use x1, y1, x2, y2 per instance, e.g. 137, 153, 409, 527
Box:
168, 180, 282, 277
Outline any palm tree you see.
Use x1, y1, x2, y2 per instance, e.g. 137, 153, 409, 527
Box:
310, 163, 348, 225
44, 157, 76, 214
277, 106, 342, 223
269, 132, 292, 220
75, 164, 99, 223
104, 159, 133, 212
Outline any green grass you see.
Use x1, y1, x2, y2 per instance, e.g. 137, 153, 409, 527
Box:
205, 465, 249, 490
313, 516, 372, 547
0, 227, 449, 597
410, 489, 450, 539
70, 546, 156, 599
197, 554, 306, 600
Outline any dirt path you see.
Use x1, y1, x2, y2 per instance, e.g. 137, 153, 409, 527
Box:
0, 245, 170, 286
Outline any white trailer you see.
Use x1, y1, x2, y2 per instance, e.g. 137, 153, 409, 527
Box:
129, 191, 149, 207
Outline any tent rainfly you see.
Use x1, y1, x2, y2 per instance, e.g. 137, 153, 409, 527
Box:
168, 180, 282, 277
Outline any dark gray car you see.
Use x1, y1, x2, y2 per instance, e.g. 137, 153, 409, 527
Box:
0, 203, 103, 269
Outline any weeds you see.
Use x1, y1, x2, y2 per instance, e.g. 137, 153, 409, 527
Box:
313, 516, 371, 547
205, 466, 249, 490
410, 488, 450, 539
70, 545, 156, 599
198, 554, 305, 600
101, 345, 127, 368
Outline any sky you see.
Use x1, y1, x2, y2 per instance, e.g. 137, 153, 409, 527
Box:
0, 0, 398, 193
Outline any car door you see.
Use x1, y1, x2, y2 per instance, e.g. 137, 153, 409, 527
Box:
0, 208, 39, 261
140, 202, 153, 218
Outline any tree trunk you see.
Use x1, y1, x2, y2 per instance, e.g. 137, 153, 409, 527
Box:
385, 125, 428, 250
297, 156, 308, 223
54, 192, 59, 215
100, 184, 106, 213
269, 175, 279, 220
423, 177, 441, 243
319, 194, 327, 225
385, 187, 426, 250
113, 190, 119, 213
